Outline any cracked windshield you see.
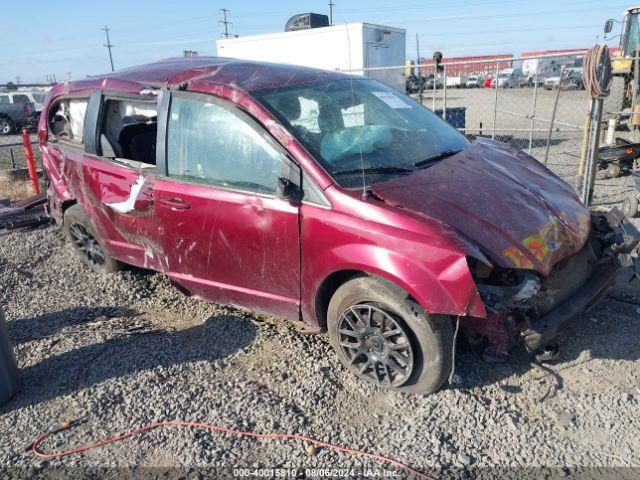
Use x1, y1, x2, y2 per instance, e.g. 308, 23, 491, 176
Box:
255, 78, 469, 187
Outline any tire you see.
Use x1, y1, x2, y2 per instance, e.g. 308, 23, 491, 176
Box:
622, 195, 639, 218
64, 204, 121, 273
327, 276, 453, 394
0, 117, 12, 136
606, 163, 621, 179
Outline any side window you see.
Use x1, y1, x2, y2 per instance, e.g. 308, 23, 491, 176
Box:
48, 98, 88, 143
12, 94, 30, 104
167, 96, 282, 195
0, 95, 9, 105
98, 98, 157, 165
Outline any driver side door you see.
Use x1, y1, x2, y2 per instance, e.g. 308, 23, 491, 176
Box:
154, 92, 302, 321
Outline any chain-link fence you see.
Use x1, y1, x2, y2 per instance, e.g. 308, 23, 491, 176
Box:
346, 51, 638, 210
0, 130, 41, 201
0, 132, 40, 171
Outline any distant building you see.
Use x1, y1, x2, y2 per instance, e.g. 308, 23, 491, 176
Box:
520, 48, 588, 58
418, 54, 514, 76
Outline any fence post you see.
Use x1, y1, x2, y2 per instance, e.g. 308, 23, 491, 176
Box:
580, 99, 604, 205
543, 65, 565, 165
492, 60, 499, 140
21, 129, 40, 195
416, 34, 424, 106
432, 63, 437, 111
443, 63, 447, 121
527, 62, 540, 154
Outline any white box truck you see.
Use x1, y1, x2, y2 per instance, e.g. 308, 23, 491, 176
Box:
216, 22, 406, 92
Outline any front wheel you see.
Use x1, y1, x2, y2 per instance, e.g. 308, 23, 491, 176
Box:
0, 117, 12, 136
327, 276, 453, 394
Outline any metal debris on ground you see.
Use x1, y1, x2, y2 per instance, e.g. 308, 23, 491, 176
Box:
0, 194, 49, 231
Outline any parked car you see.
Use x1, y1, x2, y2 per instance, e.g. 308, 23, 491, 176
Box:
0, 90, 47, 114
0, 98, 37, 135
544, 68, 584, 91
425, 76, 442, 90
465, 74, 480, 88
405, 74, 425, 94
41, 57, 638, 394
494, 68, 522, 88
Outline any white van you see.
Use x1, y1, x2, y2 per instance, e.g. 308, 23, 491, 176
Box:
495, 68, 522, 88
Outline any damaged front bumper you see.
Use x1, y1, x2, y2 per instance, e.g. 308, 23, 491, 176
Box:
469, 209, 640, 355
519, 261, 618, 351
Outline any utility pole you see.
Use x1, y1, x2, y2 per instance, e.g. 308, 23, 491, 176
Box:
102, 25, 115, 72
15, 76, 21, 85
329, 1, 335, 25
219, 8, 232, 38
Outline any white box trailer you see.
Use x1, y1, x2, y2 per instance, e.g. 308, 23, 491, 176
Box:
217, 23, 406, 92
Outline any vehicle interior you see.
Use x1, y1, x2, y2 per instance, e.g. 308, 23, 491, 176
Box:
99, 99, 157, 166
48, 99, 87, 142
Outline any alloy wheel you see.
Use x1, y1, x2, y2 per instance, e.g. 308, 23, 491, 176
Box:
69, 223, 106, 267
337, 304, 414, 388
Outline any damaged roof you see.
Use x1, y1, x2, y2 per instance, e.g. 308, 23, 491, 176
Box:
68, 57, 352, 94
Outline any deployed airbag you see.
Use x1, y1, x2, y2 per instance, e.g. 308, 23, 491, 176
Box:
321, 125, 393, 163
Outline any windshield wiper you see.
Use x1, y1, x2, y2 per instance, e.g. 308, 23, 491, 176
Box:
413, 150, 462, 168
331, 166, 414, 176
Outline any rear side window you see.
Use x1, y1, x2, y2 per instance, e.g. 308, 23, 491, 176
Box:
98, 98, 157, 165
48, 98, 88, 143
166, 96, 282, 195
12, 94, 30, 104
0, 96, 9, 105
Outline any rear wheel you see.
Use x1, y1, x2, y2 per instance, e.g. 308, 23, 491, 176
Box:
327, 276, 453, 394
64, 204, 121, 273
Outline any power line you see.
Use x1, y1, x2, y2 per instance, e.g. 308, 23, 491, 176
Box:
219, 8, 232, 38
102, 25, 115, 72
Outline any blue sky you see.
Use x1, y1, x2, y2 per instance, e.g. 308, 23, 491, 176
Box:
0, 0, 630, 83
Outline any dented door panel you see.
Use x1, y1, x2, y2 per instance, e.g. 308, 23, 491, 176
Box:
154, 178, 301, 321
78, 156, 161, 269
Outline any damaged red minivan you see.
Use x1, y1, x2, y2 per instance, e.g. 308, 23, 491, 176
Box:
40, 58, 638, 394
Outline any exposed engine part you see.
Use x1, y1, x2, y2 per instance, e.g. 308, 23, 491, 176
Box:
478, 273, 540, 310
535, 344, 560, 362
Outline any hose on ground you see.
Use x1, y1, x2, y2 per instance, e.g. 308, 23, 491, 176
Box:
30, 420, 436, 479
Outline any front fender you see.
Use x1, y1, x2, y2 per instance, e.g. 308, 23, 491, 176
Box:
302, 240, 486, 326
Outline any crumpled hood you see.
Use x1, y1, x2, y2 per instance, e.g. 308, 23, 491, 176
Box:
371, 138, 591, 275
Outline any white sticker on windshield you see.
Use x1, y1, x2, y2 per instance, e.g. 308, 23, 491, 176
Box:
371, 91, 412, 109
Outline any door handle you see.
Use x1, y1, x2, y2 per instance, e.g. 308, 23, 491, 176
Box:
159, 197, 190, 210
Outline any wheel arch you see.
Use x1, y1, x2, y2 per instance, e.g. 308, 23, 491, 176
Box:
306, 244, 486, 330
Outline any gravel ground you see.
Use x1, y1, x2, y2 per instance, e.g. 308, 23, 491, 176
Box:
1, 220, 640, 478
1, 90, 639, 478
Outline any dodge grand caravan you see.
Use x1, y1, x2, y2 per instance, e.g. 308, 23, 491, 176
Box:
40, 57, 638, 394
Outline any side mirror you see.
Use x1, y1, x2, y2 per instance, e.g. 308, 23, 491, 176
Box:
277, 177, 303, 203
604, 19, 614, 34
277, 160, 303, 204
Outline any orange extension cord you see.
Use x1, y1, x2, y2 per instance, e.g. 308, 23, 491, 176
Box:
31, 420, 435, 480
